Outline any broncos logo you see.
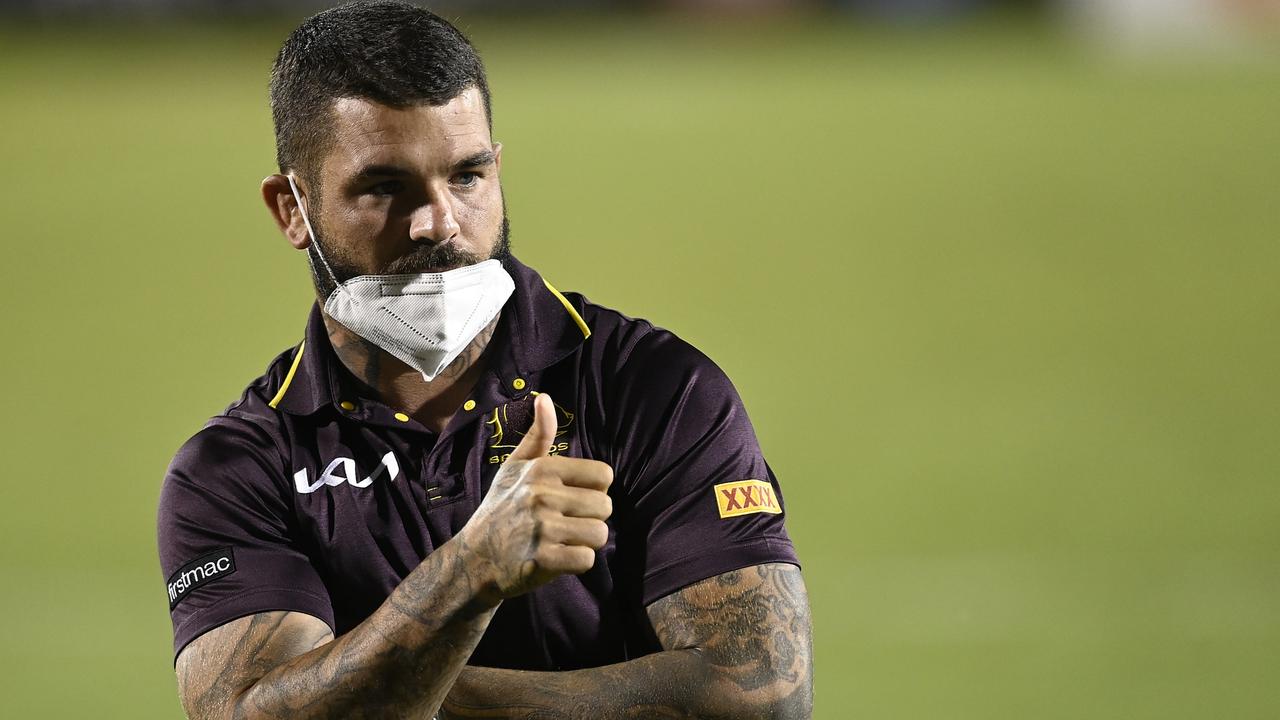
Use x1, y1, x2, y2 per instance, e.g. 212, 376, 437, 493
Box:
486, 392, 575, 451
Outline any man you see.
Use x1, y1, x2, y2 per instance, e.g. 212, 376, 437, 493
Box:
157, 2, 812, 718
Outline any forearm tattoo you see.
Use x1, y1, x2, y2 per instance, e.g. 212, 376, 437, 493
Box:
439, 563, 813, 720
176, 535, 500, 720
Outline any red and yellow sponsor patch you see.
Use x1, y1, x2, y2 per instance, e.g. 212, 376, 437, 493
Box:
714, 479, 782, 519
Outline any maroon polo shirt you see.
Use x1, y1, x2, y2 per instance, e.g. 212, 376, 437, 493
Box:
157, 255, 798, 668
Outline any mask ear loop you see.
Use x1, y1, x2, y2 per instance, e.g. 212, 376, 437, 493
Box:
286, 174, 346, 295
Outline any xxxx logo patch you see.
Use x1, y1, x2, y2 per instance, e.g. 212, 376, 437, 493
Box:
714, 479, 782, 519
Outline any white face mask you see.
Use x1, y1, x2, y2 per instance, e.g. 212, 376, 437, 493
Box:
287, 175, 514, 381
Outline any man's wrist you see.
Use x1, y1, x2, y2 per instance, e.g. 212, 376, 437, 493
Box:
444, 527, 506, 611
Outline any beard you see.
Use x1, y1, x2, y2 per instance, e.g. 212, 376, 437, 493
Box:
308, 213, 511, 299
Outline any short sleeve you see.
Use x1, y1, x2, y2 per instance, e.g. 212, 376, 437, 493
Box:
157, 417, 334, 660
609, 330, 799, 606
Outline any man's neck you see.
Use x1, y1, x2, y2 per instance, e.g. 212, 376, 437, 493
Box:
322, 313, 498, 433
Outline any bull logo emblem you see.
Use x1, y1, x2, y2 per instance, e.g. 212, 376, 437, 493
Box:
486, 392, 574, 451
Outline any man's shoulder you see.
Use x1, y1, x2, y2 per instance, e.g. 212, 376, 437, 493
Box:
570, 294, 708, 367
566, 293, 730, 392
217, 341, 309, 424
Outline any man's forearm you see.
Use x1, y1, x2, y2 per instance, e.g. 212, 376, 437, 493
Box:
440, 650, 809, 720
209, 535, 498, 720
439, 563, 813, 720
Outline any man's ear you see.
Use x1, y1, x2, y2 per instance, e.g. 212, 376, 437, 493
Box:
492, 141, 503, 174
261, 174, 311, 250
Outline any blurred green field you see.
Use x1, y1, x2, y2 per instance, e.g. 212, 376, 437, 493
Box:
1, 13, 1278, 719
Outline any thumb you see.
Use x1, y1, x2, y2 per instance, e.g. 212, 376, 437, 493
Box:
509, 392, 557, 461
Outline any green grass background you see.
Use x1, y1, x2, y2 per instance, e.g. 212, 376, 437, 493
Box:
1, 13, 1278, 718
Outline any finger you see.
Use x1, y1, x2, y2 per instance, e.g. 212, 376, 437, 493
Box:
535, 543, 597, 576
509, 393, 557, 461
541, 516, 610, 550
537, 455, 614, 492
557, 486, 613, 520
535, 485, 613, 521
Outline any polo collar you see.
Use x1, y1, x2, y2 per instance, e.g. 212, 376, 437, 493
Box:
272, 254, 591, 417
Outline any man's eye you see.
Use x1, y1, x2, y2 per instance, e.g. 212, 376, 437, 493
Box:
453, 172, 480, 187
368, 180, 403, 196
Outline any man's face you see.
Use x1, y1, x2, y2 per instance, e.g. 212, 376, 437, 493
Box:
300, 87, 507, 287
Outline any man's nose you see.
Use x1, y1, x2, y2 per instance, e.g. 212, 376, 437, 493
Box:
409, 192, 460, 244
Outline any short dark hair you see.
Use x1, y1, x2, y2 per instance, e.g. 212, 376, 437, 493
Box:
270, 1, 492, 184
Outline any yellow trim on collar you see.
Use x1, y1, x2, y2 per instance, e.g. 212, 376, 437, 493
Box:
268, 340, 306, 409
542, 279, 591, 339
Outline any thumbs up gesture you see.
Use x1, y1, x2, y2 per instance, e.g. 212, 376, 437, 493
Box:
457, 393, 614, 604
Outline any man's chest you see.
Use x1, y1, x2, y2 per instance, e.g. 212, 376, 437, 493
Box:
278, 378, 652, 668
284, 374, 593, 556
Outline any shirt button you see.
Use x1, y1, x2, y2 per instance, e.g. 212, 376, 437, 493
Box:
394, 412, 410, 423
512, 378, 526, 390
463, 400, 476, 411
339, 400, 356, 411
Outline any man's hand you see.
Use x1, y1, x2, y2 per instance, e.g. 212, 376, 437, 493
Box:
458, 392, 614, 605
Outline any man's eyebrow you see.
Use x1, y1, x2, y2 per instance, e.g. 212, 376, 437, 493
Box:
351, 164, 414, 181
456, 150, 496, 169
348, 152, 494, 181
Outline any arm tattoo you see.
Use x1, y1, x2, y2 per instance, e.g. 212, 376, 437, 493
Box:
651, 563, 812, 698
177, 612, 333, 718
176, 534, 501, 720
439, 563, 813, 720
